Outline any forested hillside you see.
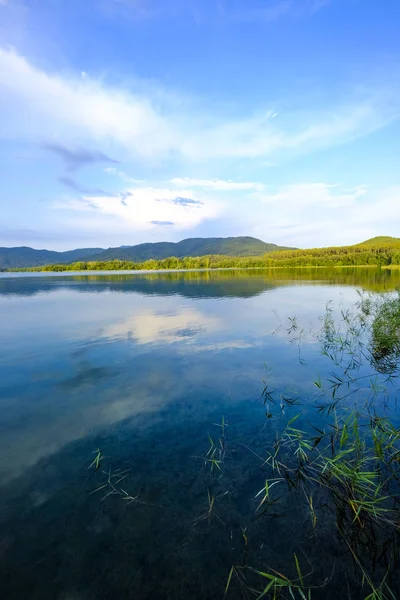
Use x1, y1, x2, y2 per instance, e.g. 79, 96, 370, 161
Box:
88, 237, 294, 262
0, 247, 104, 270
12, 236, 400, 272
0, 237, 294, 269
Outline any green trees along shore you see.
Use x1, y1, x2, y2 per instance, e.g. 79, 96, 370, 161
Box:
10, 237, 400, 272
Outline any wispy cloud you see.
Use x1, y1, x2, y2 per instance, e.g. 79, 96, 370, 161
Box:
260, 182, 367, 211
158, 196, 204, 207
174, 197, 203, 207
44, 143, 118, 171
0, 47, 176, 159
180, 103, 395, 161
247, 183, 400, 247
0, 47, 397, 167
104, 167, 144, 184
54, 186, 222, 232
52, 168, 400, 249
170, 178, 264, 191
58, 175, 109, 195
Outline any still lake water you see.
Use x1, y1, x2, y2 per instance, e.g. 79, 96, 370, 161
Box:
0, 268, 399, 600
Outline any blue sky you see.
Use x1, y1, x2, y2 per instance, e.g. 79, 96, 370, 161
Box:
1, 0, 399, 250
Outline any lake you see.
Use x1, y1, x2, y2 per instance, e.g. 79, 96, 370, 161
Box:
0, 268, 399, 600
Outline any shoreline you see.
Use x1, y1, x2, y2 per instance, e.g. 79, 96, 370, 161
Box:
2, 264, 397, 276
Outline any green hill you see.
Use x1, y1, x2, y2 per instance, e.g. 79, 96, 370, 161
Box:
355, 236, 400, 248
6, 236, 400, 273
0, 237, 295, 269
252, 236, 400, 268
0, 247, 104, 270
88, 237, 294, 263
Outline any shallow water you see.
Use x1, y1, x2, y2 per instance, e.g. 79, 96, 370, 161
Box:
0, 268, 399, 599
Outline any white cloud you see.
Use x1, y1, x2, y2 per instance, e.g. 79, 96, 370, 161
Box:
247, 183, 400, 247
52, 178, 400, 247
104, 167, 144, 183
0, 47, 397, 165
180, 104, 394, 161
55, 185, 222, 231
260, 183, 367, 212
1, 45, 399, 249
170, 177, 264, 191
0, 47, 176, 158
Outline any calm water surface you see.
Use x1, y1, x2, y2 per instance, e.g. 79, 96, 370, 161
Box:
0, 268, 399, 599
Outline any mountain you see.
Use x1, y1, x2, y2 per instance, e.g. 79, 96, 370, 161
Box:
355, 236, 400, 248
0, 237, 295, 269
0, 247, 104, 270
88, 237, 295, 263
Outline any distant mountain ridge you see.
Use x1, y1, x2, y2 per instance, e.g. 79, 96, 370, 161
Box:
0, 237, 296, 269
89, 237, 296, 263
0, 246, 104, 270
355, 236, 400, 247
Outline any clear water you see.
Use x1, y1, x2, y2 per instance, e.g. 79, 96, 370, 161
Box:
0, 268, 399, 600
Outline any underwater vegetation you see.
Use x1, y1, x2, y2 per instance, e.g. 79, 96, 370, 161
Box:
89, 291, 400, 599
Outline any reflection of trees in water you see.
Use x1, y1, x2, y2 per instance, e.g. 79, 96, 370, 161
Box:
368, 292, 400, 374
2, 267, 400, 299
0, 292, 400, 599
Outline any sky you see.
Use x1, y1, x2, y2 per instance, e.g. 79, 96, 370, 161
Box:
0, 0, 400, 251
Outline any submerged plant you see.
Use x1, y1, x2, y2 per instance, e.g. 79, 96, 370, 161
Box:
228, 292, 400, 599
86, 291, 400, 600
225, 555, 318, 600
194, 416, 228, 474
89, 456, 151, 507
88, 448, 103, 471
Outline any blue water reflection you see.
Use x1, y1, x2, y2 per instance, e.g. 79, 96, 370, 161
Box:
0, 269, 398, 599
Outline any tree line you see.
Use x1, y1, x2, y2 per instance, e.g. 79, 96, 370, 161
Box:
9, 242, 400, 272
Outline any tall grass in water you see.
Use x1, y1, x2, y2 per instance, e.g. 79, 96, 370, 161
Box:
87, 291, 400, 599
226, 292, 400, 599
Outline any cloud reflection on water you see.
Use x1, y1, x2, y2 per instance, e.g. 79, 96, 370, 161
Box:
0, 274, 370, 483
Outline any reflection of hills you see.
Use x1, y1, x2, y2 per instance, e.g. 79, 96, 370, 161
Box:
1, 267, 400, 298
0, 270, 282, 299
